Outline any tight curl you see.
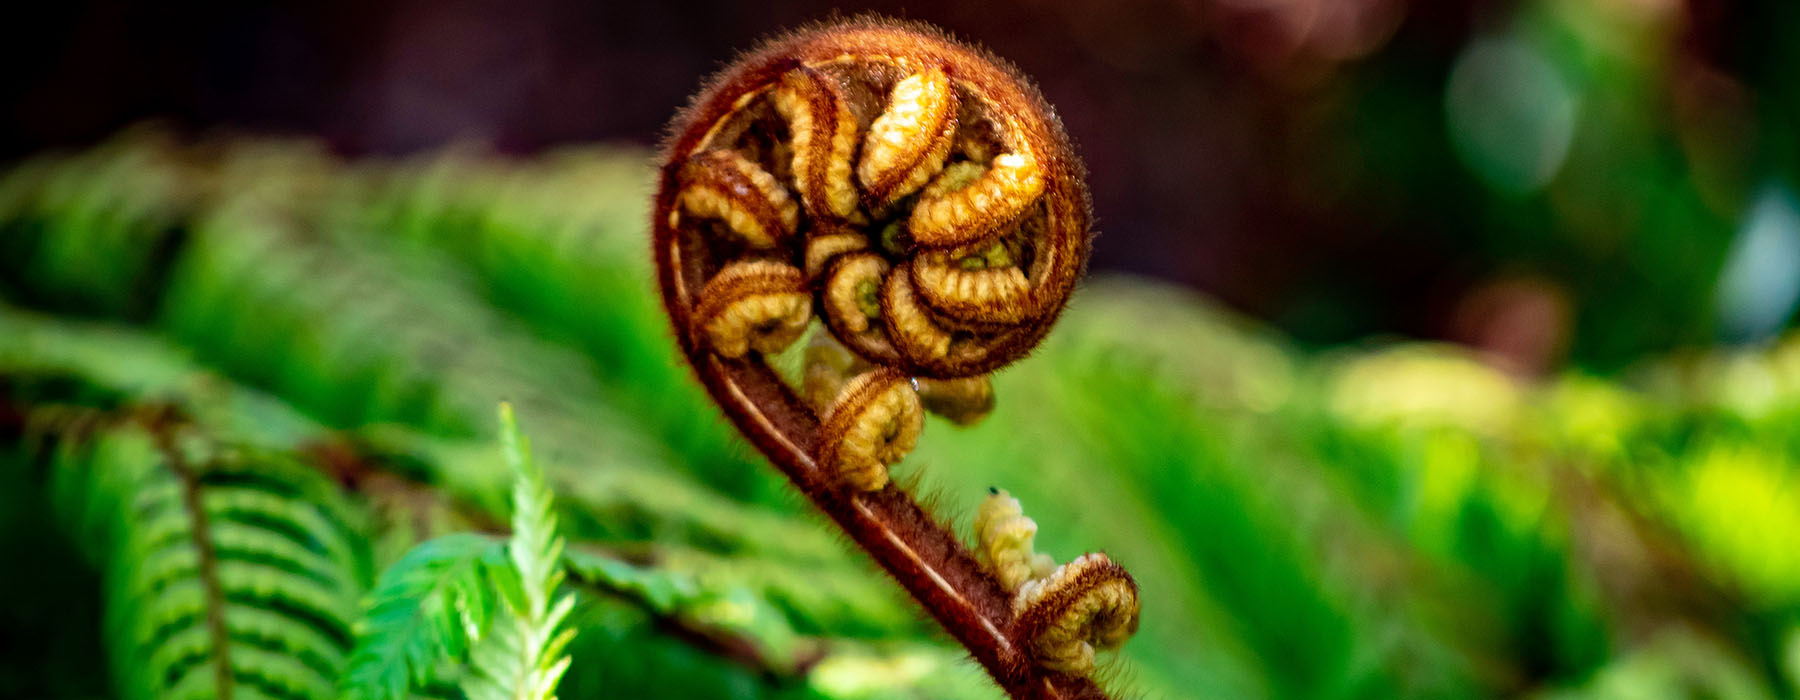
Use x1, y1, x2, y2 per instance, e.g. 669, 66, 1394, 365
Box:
653, 18, 1129, 699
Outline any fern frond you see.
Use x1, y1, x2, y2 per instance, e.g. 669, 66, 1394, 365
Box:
561, 547, 817, 675
341, 532, 500, 700
1, 292, 983, 698
462, 404, 577, 700
0, 131, 193, 319
48, 424, 368, 700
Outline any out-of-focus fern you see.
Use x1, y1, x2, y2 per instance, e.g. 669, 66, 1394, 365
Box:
8, 133, 1800, 699
359, 151, 786, 505
40, 418, 367, 700
0, 129, 192, 319
0, 304, 973, 699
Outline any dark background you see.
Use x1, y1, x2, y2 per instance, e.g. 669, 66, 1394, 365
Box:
4, 0, 1796, 372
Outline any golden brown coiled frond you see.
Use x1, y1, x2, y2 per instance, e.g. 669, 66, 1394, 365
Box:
910, 151, 1046, 250
653, 17, 1126, 699
677, 149, 800, 248
658, 17, 1090, 380
859, 67, 959, 212
914, 242, 1034, 325
824, 252, 891, 335
803, 227, 871, 280
691, 260, 811, 358
817, 368, 923, 491
881, 264, 956, 365
773, 66, 863, 224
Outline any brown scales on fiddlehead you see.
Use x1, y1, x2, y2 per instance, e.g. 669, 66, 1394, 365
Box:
653, 17, 1135, 698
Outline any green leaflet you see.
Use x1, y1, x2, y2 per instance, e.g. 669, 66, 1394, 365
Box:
344, 406, 582, 700
561, 547, 807, 677
461, 405, 578, 700
38, 425, 368, 700
342, 533, 501, 700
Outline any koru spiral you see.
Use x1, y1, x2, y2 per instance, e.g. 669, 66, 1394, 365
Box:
653, 18, 1134, 698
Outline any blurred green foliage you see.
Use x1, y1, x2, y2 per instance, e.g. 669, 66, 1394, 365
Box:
1305, 0, 1800, 369
2, 130, 1799, 699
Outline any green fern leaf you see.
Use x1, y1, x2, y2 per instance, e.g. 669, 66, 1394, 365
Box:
462, 404, 576, 700
48, 426, 368, 700
341, 532, 501, 700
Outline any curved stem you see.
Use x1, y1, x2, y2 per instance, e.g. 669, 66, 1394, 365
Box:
687, 353, 1106, 699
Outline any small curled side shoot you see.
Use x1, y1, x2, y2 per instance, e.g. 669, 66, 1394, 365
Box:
691, 260, 812, 358
977, 492, 1141, 677
818, 368, 923, 491
975, 488, 1056, 590
1012, 554, 1141, 676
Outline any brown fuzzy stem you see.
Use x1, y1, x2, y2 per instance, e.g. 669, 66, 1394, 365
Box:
659, 253, 1107, 695
689, 355, 1106, 699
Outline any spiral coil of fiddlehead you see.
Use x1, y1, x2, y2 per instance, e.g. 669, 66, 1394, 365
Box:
658, 17, 1090, 487
653, 18, 1135, 697
977, 490, 1140, 676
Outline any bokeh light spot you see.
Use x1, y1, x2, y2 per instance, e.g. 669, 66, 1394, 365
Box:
1445, 37, 1579, 196
1715, 183, 1800, 343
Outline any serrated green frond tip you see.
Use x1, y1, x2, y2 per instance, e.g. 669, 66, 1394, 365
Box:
343, 406, 573, 700
498, 401, 524, 475
461, 403, 575, 700
500, 401, 564, 617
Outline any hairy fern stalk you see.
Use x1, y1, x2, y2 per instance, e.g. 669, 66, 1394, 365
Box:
3, 131, 1800, 699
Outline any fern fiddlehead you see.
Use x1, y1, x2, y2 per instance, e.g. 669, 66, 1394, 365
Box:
652, 18, 1137, 698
